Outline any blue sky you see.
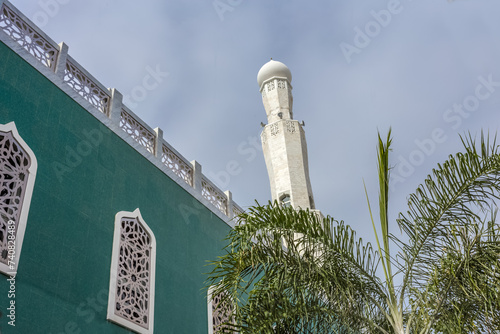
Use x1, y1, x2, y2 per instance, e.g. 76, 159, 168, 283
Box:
12, 0, 500, 246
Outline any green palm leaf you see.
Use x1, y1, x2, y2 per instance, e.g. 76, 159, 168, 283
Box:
207, 203, 389, 333
395, 132, 500, 332
207, 131, 500, 333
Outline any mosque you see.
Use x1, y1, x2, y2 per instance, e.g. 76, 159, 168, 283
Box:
0, 1, 318, 332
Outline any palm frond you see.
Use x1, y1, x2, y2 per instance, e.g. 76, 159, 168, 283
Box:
395, 132, 500, 329
206, 202, 389, 333
407, 210, 500, 333
378, 129, 392, 275
207, 130, 500, 334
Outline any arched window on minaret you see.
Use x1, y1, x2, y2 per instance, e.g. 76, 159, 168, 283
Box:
0, 122, 37, 276
280, 194, 292, 208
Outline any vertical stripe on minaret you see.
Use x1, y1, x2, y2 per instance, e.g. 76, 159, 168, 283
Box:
258, 60, 315, 210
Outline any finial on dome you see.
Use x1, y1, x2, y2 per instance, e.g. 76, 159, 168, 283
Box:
257, 59, 292, 88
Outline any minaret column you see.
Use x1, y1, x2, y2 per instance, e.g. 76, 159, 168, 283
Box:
258, 60, 315, 210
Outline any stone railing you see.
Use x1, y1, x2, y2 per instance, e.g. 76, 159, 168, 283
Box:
201, 176, 228, 216
0, 2, 58, 70
161, 141, 193, 186
0, 0, 244, 222
119, 107, 156, 155
63, 55, 111, 115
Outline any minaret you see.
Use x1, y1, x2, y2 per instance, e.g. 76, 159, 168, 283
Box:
258, 59, 315, 210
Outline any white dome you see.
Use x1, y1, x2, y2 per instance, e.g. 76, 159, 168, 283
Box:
257, 59, 292, 87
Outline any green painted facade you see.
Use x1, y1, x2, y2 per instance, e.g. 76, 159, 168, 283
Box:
0, 38, 232, 333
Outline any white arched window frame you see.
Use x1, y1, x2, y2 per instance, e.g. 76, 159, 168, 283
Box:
107, 209, 156, 334
208, 285, 236, 334
0, 122, 37, 276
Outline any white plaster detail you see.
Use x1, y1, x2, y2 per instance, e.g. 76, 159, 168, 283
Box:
109, 88, 124, 126
202, 177, 228, 215
232, 204, 243, 218
266, 80, 275, 92
120, 109, 156, 154
107, 209, 156, 334
261, 130, 267, 144
153, 127, 162, 158
0, 122, 37, 276
270, 123, 279, 136
161, 143, 193, 186
208, 286, 235, 334
63, 57, 110, 114
225, 190, 233, 218
286, 120, 296, 133
277, 79, 286, 89
54, 42, 68, 79
191, 160, 203, 191
0, 3, 58, 70
232, 202, 246, 225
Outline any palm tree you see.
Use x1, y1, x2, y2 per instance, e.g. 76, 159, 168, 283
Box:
206, 131, 500, 333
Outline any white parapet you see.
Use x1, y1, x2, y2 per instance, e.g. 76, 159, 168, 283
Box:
0, 0, 244, 226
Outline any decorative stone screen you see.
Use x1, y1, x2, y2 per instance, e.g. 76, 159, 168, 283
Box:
208, 287, 235, 334
161, 144, 193, 186
286, 120, 296, 133
232, 205, 243, 218
119, 110, 156, 154
270, 123, 280, 136
202, 177, 228, 215
0, 3, 58, 70
0, 122, 37, 276
63, 58, 110, 114
267, 80, 275, 92
108, 209, 156, 334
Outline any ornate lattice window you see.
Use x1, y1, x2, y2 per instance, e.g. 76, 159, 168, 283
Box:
286, 121, 296, 133
270, 123, 280, 136
208, 286, 235, 334
266, 80, 275, 92
0, 122, 37, 276
107, 209, 156, 334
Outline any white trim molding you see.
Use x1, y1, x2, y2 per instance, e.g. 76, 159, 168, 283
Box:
0, 122, 37, 276
107, 209, 156, 334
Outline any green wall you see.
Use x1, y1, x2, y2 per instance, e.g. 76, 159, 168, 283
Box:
0, 40, 231, 333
